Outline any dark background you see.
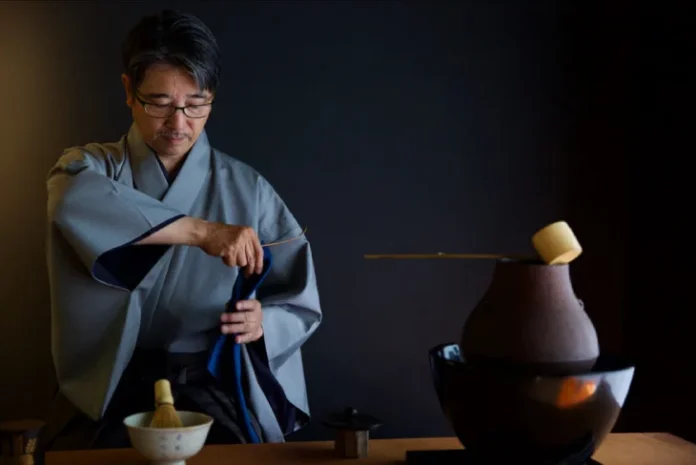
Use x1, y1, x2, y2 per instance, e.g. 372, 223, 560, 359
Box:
0, 0, 692, 442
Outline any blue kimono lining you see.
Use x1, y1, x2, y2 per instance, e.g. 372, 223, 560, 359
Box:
93, 214, 185, 290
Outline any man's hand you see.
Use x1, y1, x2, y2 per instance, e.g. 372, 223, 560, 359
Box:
197, 222, 264, 276
136, 217, 264, 276
221, 300, 264, 343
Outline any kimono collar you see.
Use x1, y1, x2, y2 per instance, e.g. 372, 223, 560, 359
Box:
126, 122, 212, 214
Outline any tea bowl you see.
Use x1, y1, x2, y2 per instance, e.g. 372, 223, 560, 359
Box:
123, 411, 213, 465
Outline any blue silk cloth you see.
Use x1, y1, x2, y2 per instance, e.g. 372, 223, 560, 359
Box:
207, 247, 273, 444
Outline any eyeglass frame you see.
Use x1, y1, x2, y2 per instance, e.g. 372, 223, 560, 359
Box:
134, 92, 215, 119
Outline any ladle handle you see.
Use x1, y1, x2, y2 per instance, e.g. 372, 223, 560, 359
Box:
363, 253, 529, 260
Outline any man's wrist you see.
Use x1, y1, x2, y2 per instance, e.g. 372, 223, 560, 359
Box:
138, 216, 209, 247
179, 217, 208, 247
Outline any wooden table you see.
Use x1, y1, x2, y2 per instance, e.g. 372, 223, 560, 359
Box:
45, 433, 696, 464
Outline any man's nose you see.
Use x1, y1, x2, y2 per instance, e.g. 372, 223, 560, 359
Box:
167, 109, 188, 129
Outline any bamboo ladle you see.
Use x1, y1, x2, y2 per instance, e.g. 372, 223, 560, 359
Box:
363, 221, 582, 265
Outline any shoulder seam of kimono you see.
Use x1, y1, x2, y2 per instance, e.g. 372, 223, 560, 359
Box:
58, 139, 128, 178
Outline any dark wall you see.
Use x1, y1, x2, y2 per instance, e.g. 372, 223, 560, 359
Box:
0, 0, 673, 442
615, 2, 696, 442
559, 0, 696, 442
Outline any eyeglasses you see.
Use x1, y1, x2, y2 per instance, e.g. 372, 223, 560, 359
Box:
135, 94, 214, 119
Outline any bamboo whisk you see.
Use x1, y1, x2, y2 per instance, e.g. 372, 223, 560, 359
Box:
149, 379, 183, 428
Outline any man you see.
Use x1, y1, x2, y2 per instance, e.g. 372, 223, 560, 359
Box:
41, 9, 322, 450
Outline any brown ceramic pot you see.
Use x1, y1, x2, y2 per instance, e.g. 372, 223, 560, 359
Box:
460, 258, 599, 375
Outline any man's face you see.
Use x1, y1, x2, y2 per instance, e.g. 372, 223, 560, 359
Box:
121, 62, 213, 159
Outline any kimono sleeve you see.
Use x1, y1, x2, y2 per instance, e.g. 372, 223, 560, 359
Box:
47, 147, 185, 291
254, 175, 322, 371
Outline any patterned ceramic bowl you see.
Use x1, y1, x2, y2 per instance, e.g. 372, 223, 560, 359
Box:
123, 411, 213, 465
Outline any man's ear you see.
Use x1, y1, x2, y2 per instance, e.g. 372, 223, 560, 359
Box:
121, 73, 134, 107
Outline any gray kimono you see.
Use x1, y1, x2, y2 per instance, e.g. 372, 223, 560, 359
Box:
45, 123, 322, 442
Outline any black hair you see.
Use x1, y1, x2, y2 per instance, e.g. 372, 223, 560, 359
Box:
122, 10, 221, 94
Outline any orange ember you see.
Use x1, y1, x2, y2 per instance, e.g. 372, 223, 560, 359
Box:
555, 378, 598, 408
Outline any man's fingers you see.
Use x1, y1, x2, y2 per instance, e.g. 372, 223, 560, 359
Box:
245, 242, 255, 272
254, 239, 264, 274
221, 311, 255, 323
234, 327, 263, 344
236, 247, 248, 267
235, 332, 254, 344
221, 323, 248, 334
234, 300, 259, 311
221, 323, 261, 339
220, 299, 262, 339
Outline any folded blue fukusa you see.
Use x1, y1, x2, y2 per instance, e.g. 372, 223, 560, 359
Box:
207, 246, 273, 444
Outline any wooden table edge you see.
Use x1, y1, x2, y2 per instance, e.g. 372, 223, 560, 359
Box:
44, 432, 696, 464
